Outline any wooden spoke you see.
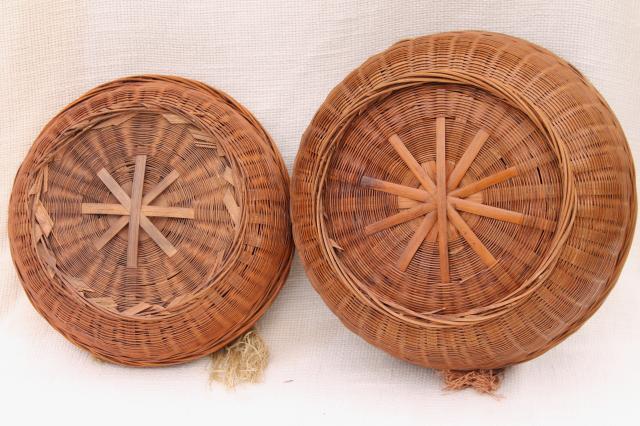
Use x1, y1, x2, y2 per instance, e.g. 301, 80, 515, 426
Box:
97, 168, 131, 209
388, 134, 437, 194
448, 197, 554, 230
449, 166, 518, 198
142, 170, 180, 204
82, 203, 128, 215
364, 203, 435, 236
139, 216, 177, 257
449, 196, 523, 225
141, 206, 195, 219
359, 118, 538, 279
435, 117, 450, 282
127, 155, 147, 267
82, 158, 192, 265
81, 203, 195, 219
93, 216, 129, 250
361, 176, 431, 202
447, 205, 496, 267
397, 212, 437, 271
397, 197, 421, 209
82, 203, 194, 219
447, 129, 489, 190
94, 169, 182, 245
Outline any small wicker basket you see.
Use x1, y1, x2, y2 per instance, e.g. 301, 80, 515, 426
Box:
292, 31, 636, 370
9, 75, 293, 366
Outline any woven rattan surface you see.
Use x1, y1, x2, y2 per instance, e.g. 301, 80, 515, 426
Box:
9, 75, 293, 366
291, 31, 636, 370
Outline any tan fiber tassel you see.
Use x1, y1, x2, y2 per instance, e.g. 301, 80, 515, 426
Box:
440, 369, 504, 396
209, 329, 269, 388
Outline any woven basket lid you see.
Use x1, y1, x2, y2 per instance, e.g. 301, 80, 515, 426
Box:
9, 75, 293, 366
292, 31, 636, 370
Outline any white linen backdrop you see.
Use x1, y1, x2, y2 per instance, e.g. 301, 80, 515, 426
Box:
1, 1, 638, 425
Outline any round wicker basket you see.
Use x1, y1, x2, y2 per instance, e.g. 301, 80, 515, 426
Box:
9, 75, 293, 366
292, 31, 636, 370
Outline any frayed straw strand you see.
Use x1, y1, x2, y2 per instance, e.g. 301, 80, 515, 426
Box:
209, 329, 269, 389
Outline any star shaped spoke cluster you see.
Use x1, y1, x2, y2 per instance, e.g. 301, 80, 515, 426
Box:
81, 155, 194, 268
361, 117, 553, 283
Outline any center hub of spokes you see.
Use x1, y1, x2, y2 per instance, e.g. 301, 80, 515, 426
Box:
360, 116, 553, 283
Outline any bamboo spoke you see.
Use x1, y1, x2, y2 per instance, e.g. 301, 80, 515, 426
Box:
127, 155, 147, 267
139, 216, 177, 257
449, 196, 524, 225
97, 168, 131, 209
93, 216, 129, 250
448, 197, 554, 230
388, 134, 437, 194
82, 160, 191, 263
142, 170, 180, 204
449, 166, 518, 198
447, 204, 497, 267
82, 203, 128, 215
141, 206, 195, 219
81, 203, 195, 219
361, 176, 431, 202
94, 169, 183, 245
364, 203, 435, 235
360, 119, 538, 277
435, 117, 450, 282
447, 129, 489, 190
396, 212, 437, 271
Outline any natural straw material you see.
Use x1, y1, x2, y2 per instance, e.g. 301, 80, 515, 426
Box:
209, 329, 269, 388
9, 75, 293, 366
291, 31, 636, 370
441, 369, 504, 396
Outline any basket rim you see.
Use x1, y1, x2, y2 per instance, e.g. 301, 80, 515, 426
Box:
8, 75, 294, 365
291, 30, 637, 368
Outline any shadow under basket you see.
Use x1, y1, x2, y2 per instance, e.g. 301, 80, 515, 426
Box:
291, 31, 636, 390
9, 75, 293, 367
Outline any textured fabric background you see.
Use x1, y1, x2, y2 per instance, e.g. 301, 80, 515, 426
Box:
1, 1, 638, 425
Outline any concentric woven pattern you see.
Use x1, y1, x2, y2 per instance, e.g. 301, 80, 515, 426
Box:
9, 75, 293, 366
292, 31, 636, 370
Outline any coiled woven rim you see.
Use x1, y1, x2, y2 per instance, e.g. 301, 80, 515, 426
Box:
292, 31, 636, 369
9, 75, 294, 366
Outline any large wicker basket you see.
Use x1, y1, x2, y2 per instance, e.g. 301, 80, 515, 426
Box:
291, 31, 636, 370
9, 75, 293, 366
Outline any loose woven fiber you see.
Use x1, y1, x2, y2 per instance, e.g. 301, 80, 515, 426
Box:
291, 31, 636, 370
9, 75, 293, 366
